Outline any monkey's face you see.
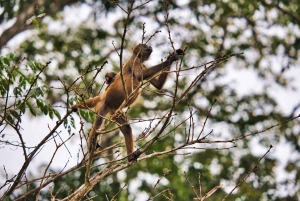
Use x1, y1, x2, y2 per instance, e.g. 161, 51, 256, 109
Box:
134, 44, 153, 61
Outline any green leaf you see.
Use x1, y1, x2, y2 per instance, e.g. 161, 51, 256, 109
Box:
13, 87, 22, 97
18, 75, 27, 89
0, 84, 6, 96
67, 124, 71, 134
18, 101, 26, 114
27, 87, 38, 98
3, 57, 10, 66
49, 108, 53, 119
6, 114, 14, 124
36, 99, 41, 108
20, 44, 26, 49
7, 52, 15, 61
79, 110, 94, 122
30, 86, 48, 98
36, 87, 43, 97
40, 86, 49, 95
63, 118, 68, 129
32, 19, 39, 29
53, 109, 61, 120
26, 102, 36, 116
11, 110, 20, 120
27, 60, 42, 72
40, 101, 48, 115
70, 115, 75, 129
37, 13, 46, 18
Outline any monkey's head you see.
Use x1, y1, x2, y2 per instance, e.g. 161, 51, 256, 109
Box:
133, 43, 153, 61
105, 71, 117, 85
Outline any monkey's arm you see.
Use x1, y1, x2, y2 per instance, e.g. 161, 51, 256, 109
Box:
134, 53, 179, 82
148, 71, 169, 90
71, 96, 100, 111
148, 49, 184, 89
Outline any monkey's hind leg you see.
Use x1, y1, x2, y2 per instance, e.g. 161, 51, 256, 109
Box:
85, 106, 108, 184
114, 112, 141, 162
88, 106, 109, 151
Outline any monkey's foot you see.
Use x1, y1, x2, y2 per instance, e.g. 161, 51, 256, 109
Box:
127, 149, 142, 162
71, 105, 78, 112
176, 49, 185, 55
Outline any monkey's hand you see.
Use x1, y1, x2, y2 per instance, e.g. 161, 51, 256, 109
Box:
71, 104, 78, 112
167, 49, 184, 63
127, 149, 142, 162
167, 53, 179, 63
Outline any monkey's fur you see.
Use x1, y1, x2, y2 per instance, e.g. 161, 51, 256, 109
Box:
72, 44, 181, 161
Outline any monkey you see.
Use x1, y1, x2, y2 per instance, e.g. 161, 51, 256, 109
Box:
72, 44, 182, 162
105, 71, 117, 86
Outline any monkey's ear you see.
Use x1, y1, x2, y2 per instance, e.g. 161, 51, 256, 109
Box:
175, 49, 185, 55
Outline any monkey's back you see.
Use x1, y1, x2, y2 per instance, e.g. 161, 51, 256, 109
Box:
103, 73, 140, 111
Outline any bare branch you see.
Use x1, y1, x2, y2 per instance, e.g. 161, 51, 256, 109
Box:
147, 169, 172, 201
222, 145, 274, 201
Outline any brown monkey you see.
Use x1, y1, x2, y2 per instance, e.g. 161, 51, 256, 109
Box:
105, 71, 117, 85
72, 44, 181, 162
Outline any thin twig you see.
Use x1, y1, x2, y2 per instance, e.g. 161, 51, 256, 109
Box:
147, 169, 172, 201
184, 171, 200, 200
222, 145, 274, 201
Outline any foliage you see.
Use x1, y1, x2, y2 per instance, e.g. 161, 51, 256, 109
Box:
0, 53, 61, 124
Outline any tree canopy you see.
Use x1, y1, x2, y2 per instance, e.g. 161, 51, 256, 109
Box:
0, 0, 299, 200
